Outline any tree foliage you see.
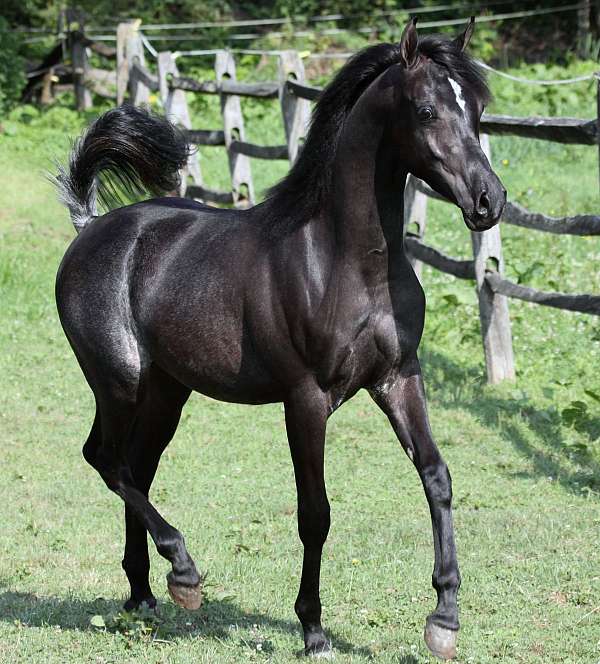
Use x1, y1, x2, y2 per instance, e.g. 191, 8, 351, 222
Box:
0, 17, 26, 116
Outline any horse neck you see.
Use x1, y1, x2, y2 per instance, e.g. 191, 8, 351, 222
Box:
328, 100, 408, 261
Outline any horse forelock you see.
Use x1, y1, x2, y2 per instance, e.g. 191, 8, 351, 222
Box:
417, 35, 491, 106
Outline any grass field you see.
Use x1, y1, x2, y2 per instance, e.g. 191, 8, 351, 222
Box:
1, 60, 600, 663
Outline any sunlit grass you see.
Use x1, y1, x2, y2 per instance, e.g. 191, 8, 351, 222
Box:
0, 60, 599, 663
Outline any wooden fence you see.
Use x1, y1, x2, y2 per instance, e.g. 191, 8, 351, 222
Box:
37, 22, 600, 384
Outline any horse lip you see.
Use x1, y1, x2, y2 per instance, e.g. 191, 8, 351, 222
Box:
461, 209, 499, 232
461, 209, 478, 230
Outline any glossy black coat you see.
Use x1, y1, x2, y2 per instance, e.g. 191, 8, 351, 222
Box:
55, 20, 505, 660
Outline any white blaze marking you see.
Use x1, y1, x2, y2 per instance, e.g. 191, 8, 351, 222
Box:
448, 77, 466, 114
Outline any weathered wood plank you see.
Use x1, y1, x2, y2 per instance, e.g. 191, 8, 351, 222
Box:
403, 175, 429, 281
186, 185, 234, 204
185, 129, 226, 146
169, 76, 279, 98
85, 39, 117, 59
503, 201, 600, 235
285, 79, 598, 146
40, 68, 54, 106
412, 179, 446, 203
87, 67, 117, 99
116, 22, 137, 106
71, 31, 91, 111
279, 51, 311, 164
471, 134, 515, 384
131, 60, 159, 92
127, 32, 150, 107
414, 179, 600, 236
215, 51, 254, 207
404, 236, 475, 280
229, 140, 288, 160
485, 272, 600, 315
157, 51, 202, 195
481, 113, 597, 145
87, 67, 116, 85
285, 80, 321, 101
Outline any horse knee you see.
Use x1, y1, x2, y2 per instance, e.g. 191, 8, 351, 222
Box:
82, 439, 97, 467
421, 461, 452, 507
298, 500, 330, 548
82, 415, 102, 467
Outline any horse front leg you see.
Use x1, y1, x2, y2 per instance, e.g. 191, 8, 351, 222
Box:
285, 386, 332, 657
370, 359, 460, 661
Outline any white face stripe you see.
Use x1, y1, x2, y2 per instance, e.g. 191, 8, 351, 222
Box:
448, 77, 467, 115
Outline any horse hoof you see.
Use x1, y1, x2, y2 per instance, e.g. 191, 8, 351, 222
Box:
167, 580, 203, 610
424, 620, 457, 660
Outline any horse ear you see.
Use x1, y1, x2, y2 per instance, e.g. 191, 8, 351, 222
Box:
453, 16, 475, 52
399, 17, 419, 68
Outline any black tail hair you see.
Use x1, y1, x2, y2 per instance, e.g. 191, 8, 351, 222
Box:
53, 105, 191, 232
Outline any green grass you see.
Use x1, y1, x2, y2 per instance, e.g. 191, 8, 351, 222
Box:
1, 62, 600, 663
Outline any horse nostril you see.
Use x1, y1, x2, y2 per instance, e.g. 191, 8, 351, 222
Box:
477, 191, 490, 217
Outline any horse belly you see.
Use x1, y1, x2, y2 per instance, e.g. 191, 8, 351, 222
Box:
142, 295, 282, 405
154, 339, 281, 405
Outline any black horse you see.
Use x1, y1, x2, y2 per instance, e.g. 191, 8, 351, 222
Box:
55, 18, 505, 660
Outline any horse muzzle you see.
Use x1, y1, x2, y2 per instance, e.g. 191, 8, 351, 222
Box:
461, 185, 506, 232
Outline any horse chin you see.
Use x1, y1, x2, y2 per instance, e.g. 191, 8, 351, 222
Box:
461, 210, 498, 233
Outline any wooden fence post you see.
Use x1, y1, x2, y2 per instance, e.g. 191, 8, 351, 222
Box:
403, 175, 428, 281
157, 51, 202, 195
278, 51, 310, 164
126, 27, 149, 108
116, 21, 138, 105
40, 68, 55, 106
71, 30, 91, 111
215, 50, 254, 207
471, 134, 515, 384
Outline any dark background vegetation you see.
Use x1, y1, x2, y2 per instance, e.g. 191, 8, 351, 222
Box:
1, 1, 599, 117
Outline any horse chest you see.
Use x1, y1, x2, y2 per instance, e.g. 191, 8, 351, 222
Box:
308, 274, 423, 407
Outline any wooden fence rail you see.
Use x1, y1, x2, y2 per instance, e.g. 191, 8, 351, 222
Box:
413, 180, 600, 235
170, 76, 280, 98
32, 20, 600, 384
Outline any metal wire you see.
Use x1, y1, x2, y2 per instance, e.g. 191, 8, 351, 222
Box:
477, 61, 596, 85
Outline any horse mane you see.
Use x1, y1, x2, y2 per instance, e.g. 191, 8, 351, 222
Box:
263, 34, 490, 235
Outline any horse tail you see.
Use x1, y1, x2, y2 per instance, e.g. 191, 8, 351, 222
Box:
53, 105, 190, 233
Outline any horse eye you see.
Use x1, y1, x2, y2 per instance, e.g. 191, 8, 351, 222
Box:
418, 107, 434, 122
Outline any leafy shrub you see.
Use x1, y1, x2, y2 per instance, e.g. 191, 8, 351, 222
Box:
489, 60, 598, 118
0, 17, 26, 118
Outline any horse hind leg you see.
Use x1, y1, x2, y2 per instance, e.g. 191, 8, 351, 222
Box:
121, 365, 192, 611
85, 359, 202, 611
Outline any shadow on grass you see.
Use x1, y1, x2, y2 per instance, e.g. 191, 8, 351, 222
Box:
420, 347, 600, 496
0, 591, 416, 660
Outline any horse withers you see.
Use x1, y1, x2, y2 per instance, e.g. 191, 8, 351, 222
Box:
54, 17, 505, 660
